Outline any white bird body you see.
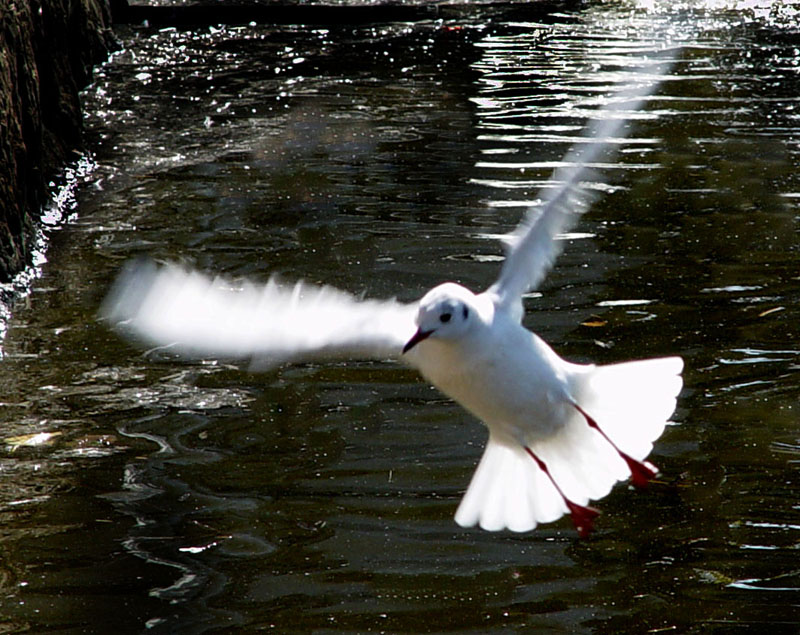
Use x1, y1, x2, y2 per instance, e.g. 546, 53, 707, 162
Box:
102, 58, 683, 536
399, 282, 682, 534
405, 288, 569, 444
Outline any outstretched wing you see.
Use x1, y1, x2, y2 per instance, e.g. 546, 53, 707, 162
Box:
486, 57, 674, 321
101, 259, 417, 368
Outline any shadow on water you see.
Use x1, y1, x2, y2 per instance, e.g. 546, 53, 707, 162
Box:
1, 1, 800, 632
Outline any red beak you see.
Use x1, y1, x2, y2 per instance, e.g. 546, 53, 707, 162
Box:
402, 328, 433, 354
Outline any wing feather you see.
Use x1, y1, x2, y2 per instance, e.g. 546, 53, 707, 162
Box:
101, 260, 417, 368
486, 57, 675, 320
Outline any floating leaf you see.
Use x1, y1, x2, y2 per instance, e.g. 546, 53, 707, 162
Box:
581, 315, 607, 327
758, 306, 784, 318
5, 431, 62, 452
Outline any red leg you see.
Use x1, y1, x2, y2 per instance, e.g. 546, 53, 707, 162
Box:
524, 447, 600, 538
574, 404, 658, 488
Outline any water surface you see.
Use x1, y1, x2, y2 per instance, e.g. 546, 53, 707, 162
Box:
1, 1, 799, 632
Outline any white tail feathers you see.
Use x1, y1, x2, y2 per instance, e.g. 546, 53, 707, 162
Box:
454, 438, 567, 533
454, 356, 683, 534
570, 356, 684, 460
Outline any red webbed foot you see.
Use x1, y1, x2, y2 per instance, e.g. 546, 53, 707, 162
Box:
565, 500, 601, 538
574, 404, 659, 488
524, 446, 601, 538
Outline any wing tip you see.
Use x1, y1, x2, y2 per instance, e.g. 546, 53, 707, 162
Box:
99, 257, 161, 325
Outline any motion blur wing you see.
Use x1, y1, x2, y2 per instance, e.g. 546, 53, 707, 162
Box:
487, 57, 675, 320
101, 260, 417, 369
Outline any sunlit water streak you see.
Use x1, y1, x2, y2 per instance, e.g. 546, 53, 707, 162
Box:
0, 2, 799, 632
0, 156, 96, 358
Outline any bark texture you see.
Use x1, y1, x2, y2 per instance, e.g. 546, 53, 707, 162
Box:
0, 0, 114, 282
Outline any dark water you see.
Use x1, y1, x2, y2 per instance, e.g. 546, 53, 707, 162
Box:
2, 1, 800, 632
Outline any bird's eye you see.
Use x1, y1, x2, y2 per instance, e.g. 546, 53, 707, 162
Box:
462, 306, 469, 319
440, 313, 452, 323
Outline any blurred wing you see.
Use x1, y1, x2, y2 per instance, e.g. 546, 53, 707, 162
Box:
486, 57, 674, 320
101, 260, 418, 368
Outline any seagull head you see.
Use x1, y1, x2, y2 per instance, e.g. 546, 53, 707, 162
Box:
403, 283, 479, 354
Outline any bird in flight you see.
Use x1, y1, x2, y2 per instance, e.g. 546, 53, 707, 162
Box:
102, 60, 682, 537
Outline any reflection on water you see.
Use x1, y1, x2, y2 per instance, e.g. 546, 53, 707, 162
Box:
1, 1, 800, 632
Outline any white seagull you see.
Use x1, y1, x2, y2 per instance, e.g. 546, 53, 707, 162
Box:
102, 62, 682, 537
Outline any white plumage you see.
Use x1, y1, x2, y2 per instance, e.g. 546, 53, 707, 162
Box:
102, 59, 682, 536
103, 263, 416, 368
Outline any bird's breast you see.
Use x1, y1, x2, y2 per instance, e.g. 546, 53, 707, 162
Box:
413, 328, 570, 439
